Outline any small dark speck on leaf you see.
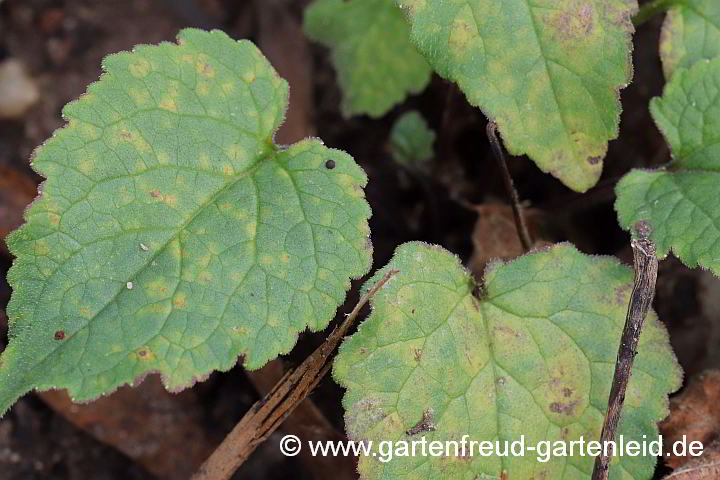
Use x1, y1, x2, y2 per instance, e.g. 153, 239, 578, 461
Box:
588, 156, 601, 165
54, 330, 65, 340
325, 159, 336, 169
150, 190, 162, 198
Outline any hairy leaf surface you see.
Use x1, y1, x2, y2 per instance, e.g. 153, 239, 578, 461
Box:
335, 242, 680, 479
660, 0, 720, 78
0, 29, 372, 415
304, 0, 432, 118
395, 0, 638, 192
616, 57, 720, 275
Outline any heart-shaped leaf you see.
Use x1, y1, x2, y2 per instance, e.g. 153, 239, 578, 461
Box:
0, 29, 372, 415
335, 242, 681, 479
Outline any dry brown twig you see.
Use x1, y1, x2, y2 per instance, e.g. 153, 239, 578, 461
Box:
191, 269, 398, 480
485, 122, 532, 252
592, 221, 659, 480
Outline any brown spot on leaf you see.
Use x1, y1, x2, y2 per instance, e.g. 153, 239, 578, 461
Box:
588, 156, 601, 165
550, 400, 579, 415
54, 330, 65, 340
614, 283, 632, 306
493, 325, 520, 338
406, 408, 436, 436
549, 2, 595, 43
150, 190, 162, 198
413, 348, 423, 362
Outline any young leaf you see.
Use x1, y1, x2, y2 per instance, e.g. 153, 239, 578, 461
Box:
660, 0, 720, 79
335, 242, 681, 480
0, 29, 372, 416
616, 57, 720, 275
395, 0, 638, 192
389, 110, 436, 167
304, 0, 432, 118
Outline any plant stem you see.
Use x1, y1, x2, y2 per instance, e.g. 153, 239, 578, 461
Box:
633, 0, 680, 27
592, 221, 659, 480
485, 122, 532, 252
190, 270, 398, 480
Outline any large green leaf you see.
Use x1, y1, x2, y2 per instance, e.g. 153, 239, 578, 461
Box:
660, 0, 720, 79
616, 57, 720, 275
304, 0, 432, 118
0, 29, 372, 415
335, 242, 681, 480
395, 0, 638, 192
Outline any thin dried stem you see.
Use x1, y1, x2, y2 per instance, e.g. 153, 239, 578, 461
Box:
191, 270, 398, 480
592, 221, 659, 480
485, 122, 532, 252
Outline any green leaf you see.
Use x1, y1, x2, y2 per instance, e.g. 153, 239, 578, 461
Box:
395, 0, 638, 192
0, 29, 372, 415
303, 0, 432, 118
616, 57, 720, 274
389, 110, 436, 167
335, 242, 680, 480
660, 0, 720, 79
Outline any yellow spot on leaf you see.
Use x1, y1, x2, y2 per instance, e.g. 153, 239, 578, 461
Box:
130, 89, 150, 105
135, 346, 155, 361
163, 194, 177, 207
145, 279, 169, 298
196, 82, 210, 96
243, 70, 256, 83
157, 151, 170, 165
34, 241, 50, 256
159, 97, 177, 112
172, 292, 187, 308
226, 144, 248, 164
449, 16, 474, 55
78, 159, 94, 175
199, 153, 211, 169
129, 58, 151, 78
